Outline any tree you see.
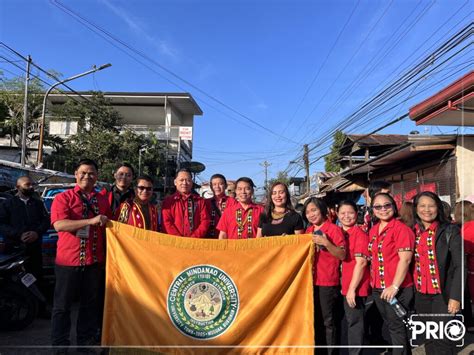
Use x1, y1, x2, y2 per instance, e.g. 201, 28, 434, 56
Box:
0, 72, 167, 183
0, 72, 65, 157
324, 130, 345, 172
46, 93, 166, 183
267, 170, 291, 191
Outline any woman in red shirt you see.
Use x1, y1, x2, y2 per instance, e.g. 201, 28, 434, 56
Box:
337, 200, 370, 354
413, 191, 463, 353
369, 193, 414, 355
303, 197, 345, 353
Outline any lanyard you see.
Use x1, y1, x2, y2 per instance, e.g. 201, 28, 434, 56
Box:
236, 208, 253, 239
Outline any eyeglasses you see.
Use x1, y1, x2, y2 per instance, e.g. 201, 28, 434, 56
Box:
372, 203, 393, 211
137, 186, 152, 192
116, 173, 133, 178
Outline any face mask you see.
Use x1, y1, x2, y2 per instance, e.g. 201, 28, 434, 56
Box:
20, 188, 35, 197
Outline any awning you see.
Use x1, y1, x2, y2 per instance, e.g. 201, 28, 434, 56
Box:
409, 71, 474, 126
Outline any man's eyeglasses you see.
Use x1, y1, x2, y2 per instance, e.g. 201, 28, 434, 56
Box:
137, 186, 152, 192
372, 203, 393, 211
78, 172, 96, 178
116, 173, 133, 178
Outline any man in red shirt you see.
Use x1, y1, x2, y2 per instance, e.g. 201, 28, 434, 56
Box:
218, 177, 263, 239
50, 159, 111, 347
206, 174, 236, 238
161, 168, 210, 237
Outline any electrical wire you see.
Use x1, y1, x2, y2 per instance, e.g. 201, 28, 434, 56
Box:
50, 0, 299, 145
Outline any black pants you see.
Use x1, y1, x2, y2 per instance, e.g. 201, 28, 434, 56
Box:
364, 294, 386, 345
414, 292, 456, 355
51, 264, 101, 346
462, 284, 473, 327
373, 287, 413, 355
343, 296, 366, 355
24, 242, 43, 279
314, 286, 341, 355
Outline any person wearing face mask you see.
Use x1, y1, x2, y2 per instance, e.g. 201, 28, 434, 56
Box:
0, 175, 50, 316
116, 175, 159, 231
100, 162, 136, 215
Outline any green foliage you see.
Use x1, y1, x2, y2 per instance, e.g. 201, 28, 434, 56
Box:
0, 74, 48, 147
267, 170, 290, 191
46, 93, 166, 183
0, 73, 167, 183
0, 72, 65, 154
324, 130, 345, 172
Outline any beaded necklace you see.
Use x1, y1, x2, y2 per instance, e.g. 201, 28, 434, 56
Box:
187, 197, 194, 234
368, 229, 387, 288
414, 227, 440, 292
210, 198, 227, 236
271, 210, 287, 220
236, 208, 253, 239
79, 192, 99, 266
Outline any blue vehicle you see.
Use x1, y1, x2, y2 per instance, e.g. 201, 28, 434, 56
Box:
39, 184, 76, 275
0, 183, 106, 278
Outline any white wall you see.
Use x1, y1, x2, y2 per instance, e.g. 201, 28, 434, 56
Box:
456, 136, 474, 199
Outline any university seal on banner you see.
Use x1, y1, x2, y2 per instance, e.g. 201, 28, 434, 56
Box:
167, 265, 239, 340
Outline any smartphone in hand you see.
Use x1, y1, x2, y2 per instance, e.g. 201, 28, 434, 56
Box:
313, 229, 327, 250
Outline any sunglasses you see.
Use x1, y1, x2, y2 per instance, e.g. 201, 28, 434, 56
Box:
137, 186, 152, 192
372, 203, 393, 211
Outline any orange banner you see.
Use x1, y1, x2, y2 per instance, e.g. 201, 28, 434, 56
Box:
102, 221, 314, 354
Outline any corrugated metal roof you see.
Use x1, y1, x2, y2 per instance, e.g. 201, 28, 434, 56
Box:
316, 172, 339, 179
346, 134, 407, 146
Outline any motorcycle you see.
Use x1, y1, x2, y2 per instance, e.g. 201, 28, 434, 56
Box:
0, 247, 46, 331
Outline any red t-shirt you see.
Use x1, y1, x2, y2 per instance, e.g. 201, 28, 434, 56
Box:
368, 219, 415, 289
341, 226, 371, 296
217, 201, 263, 239
161, 192, 211, 238
413, 222, 442, 294
306, 220, 346, 286
462, 221, 474, 273
50, 185, 111, 266
205, 196, 236, 238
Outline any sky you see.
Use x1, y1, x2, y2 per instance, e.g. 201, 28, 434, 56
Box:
0, 0, 472, 190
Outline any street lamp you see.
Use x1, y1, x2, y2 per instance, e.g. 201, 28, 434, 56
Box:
138, 146, 148, 176
36, 63, 112, 165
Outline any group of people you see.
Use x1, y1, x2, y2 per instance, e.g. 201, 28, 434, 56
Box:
0, 157, 472, 354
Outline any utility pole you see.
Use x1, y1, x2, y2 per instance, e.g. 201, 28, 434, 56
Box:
20, 55, 31, 167
303, 144, 310, 194
260, 160, 271, 191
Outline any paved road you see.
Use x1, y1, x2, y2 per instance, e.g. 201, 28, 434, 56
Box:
0, 295, 472, 355
0, 312, 472, 355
